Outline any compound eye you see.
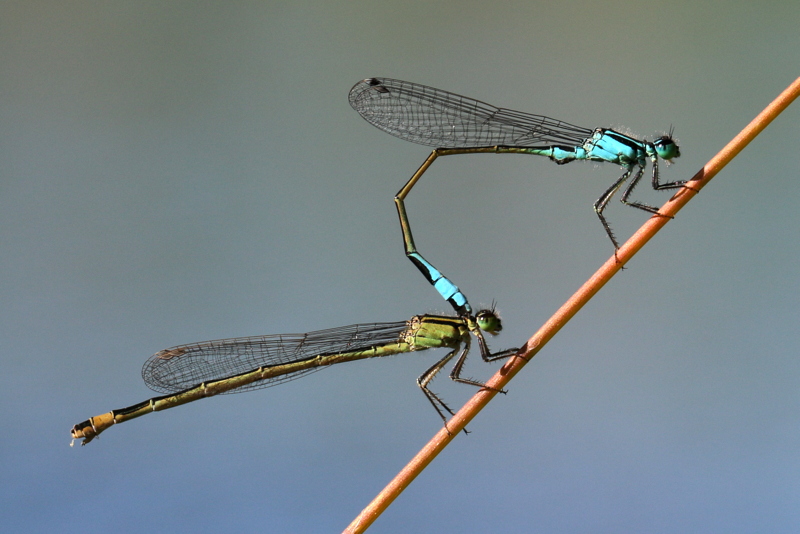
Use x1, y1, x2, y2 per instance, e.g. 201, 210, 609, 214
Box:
654, 137, 681, 160
476, 310, 502, 334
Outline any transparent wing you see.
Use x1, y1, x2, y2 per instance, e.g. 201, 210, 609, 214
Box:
142, 320, 410, 395
349, 77, 594, 148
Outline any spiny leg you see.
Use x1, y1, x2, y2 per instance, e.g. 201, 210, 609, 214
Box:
448, 332, 509, 395
469, 325, 520, 363
418, 319, 519, 433
650, 153, 687, 191
621, 156, 687, 215
620, 160, 661, 214
417, 347, 462, 433
593, 165, 635, 249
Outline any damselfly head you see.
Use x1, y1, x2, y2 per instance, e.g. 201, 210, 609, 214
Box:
475, 309, 503, 335
653, 132, 681, 161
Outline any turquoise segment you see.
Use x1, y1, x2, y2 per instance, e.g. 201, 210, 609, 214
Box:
547, 145, 587, 163
408, 252, 471, 314
585, 129, 648, 165
524, 129, 652, 166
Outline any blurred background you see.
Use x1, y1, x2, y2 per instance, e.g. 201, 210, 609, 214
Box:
2, 1, 799, 532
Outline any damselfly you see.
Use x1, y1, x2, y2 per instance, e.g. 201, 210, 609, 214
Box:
349, 78, 686, 314
71, 309, 517, 445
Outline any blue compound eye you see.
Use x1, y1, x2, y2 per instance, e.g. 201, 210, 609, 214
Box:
654, 136, 681, 160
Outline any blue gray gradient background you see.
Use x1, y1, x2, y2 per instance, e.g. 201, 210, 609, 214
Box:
3, 2, 800, 532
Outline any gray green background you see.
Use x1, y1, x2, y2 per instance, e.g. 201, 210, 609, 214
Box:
3, 1, 800, 532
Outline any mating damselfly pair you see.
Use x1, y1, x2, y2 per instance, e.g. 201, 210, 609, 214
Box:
72, 78, 685, 444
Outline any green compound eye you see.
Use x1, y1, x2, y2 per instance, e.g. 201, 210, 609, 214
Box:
476, 310, 503, 335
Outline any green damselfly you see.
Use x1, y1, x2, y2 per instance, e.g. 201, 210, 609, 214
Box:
71, 309, 518, 445
349, 77, 687, 314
